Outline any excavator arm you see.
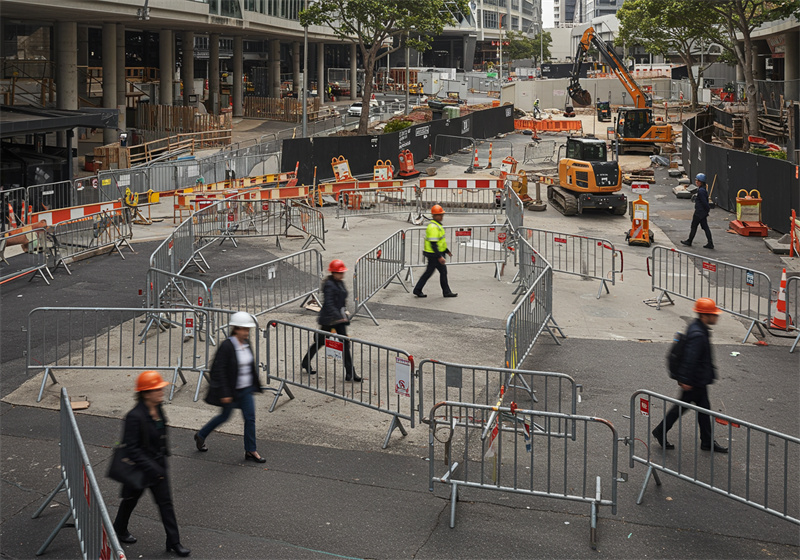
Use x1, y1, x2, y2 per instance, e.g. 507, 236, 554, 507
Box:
568, 27, 650, 109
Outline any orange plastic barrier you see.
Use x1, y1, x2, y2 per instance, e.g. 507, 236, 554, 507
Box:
515, 119, 583, 133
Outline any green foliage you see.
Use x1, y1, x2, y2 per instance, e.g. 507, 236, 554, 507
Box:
383, 119, 413, 134
503, 31, 551, 64
750, 147, 787, 160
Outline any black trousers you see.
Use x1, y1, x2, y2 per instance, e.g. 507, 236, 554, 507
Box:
653, 386, 713, 446
114, 475, 180, 546
687, 213, 713, 245
301, 323, 354, 377
414, 253, 452, 295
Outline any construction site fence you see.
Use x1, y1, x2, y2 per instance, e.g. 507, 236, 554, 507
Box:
433, 135, 477, 166
784, 276, 800, 353
50, 207, 134, 275
27, 307, 210, 402
147, 267, 211, 311
33, 387, 128, 559
504, 184, 524, 234
519, 226, 622, 299
262, 319, 415, 449
523, 140, 557, 165
631, 390, 800, 526
287, 199, 326, 249
1, 186, 28, 230
428, 401, 618, 548
514, 119, 583, 134
0, 227, 52, 286
513, 233, 550, 304
336, 186, 419, 227
352, 230, 407, 323
419, 186, 506, 219
647, 245, 772, 343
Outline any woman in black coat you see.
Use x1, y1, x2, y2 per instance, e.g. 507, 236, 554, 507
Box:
113, 370, 190, 557
194, 312, 266, 463
301, 259, 360, 382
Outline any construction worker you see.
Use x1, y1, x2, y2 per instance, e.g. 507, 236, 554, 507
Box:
533, 98, 541, 118
413, 205, 457, 298
681, 172, 713, 250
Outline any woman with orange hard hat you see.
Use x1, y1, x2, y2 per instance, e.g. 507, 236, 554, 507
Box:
301, 259, 360, 382
112, 371, 190, 557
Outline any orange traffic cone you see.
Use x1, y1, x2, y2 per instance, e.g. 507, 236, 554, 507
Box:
472, 147, 482, 170
770, 268, 793, 329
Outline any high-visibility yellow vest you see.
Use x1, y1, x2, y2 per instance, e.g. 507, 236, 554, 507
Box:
424, 220, 447, 253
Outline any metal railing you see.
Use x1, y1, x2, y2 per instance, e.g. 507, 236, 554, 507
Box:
433, 135, 477, 168
513, 232, 550, 303
26, 180, 73, 213
428, 401, 619, 548
0, 228, 52, 286
647, 246, 772, 343
523, 140, 557, 165
630, 390, 800, 526
504, 184, 524, 234
2, 186, 28, 229
336, 186, 419, 229
352, 230, 407, 325
27, 307, 209, 402
520, 226, 622, 299
262, 319, 415, 449
50, 208, 134, 274
33, 387, 127, 559
784, 276, 799, 353
418, 187, 504, 219
287, 199, 325, 250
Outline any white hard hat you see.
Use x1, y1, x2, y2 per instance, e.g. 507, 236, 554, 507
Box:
229, 312, 256, 328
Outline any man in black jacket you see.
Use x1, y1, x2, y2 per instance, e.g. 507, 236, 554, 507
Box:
652, 297, 728, 453
681, 172, 714, 249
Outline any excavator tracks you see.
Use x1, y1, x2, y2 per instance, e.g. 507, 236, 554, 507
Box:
547, 186, 579, 216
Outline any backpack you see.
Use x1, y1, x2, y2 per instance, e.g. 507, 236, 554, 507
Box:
667, 331, 687, 380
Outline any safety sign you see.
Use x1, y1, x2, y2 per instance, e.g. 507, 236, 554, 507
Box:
395, 357, 411, 397
325, 338, 343, 361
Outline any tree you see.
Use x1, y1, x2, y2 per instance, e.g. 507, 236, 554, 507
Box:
300, 0, 471, 135
530, 31, 552, 67
616, 0, 720, 109
504, 31, 534, 63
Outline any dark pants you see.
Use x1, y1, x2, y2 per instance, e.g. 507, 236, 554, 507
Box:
653, 386, 713, 446
301, 323, 355, 377
414, 253, 452, 296
687, 213, 713, 246
197, 386, 257, 452
114, 475, 180, 546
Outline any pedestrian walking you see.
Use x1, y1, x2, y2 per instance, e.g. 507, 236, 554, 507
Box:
413, 205, 457, 298
652, 297, 728, 454
301, 259, 361, 382
194, 311, 266, 463
533, 98, 541, 118
112, 371, 191, 557
681, 173, 714, 249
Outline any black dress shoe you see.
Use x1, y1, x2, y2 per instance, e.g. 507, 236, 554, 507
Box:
703, 244, 714, 249
116, 532, 137, 544
345, 372, 363, 382
245, 451, 267, 463
167, 542, 191, 557
443, 292, 458, 298
193, 433, 208, 452
652, 428, 674, 450
302, 365, 317, 375
413, 292, 427, 298
701, 441, 728, 453
680, 240, 691, 247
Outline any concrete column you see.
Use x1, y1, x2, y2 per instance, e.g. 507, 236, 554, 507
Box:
116, 24, 126, 132
292, 41, 301, 98
159, 30, 173, 105
77, 26, 88, 103
270, 39, 281, 98
56, 21, 78, 173
350, 42, 357, 100
209, 33, 220, 114
784, 31, 799, 103
317, 42, 325, 103
182, 31, 195, 106
102, 23, 118, 145
233, 36, 243, 117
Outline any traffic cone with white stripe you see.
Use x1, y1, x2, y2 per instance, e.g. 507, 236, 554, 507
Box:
472, 147, 482, 170
770, 268, 793, 329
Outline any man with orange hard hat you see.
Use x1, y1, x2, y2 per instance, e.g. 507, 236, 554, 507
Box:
413, 205, 457, 298
652, 297, 728, 454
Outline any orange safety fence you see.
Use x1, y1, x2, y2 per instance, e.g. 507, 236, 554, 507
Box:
515, 119, 583, 133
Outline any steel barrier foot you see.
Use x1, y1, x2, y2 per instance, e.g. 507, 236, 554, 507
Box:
36, 509, 72, 556
655, 290, 674, 310
37, 368, 58, 402
267, 380, 295, 413
544, 317, 565, 345
32, 479, 65, 519
381, 415, 408, 449
342, 218, 349, 230
790, 331, 799, 353
168, 367, 180, 401
590, 476, 601, 550
34, 266, 52, 285
636, 464, 661, 505
356, 303, 379, 326
449, 482, 459, 528
741, 320, 766, 344
194, 370, 211, 402
596, 279, 611, 299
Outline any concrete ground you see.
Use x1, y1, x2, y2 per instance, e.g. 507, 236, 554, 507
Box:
2, 110, 799, 559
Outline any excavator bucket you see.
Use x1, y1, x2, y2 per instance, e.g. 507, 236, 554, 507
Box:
568, 85, 592, 107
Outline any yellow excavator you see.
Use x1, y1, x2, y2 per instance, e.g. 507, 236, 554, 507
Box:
568, 27, 674, 154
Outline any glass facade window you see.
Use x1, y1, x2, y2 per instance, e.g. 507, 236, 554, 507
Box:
243, 0, 303, 20
483, 10, 499, 29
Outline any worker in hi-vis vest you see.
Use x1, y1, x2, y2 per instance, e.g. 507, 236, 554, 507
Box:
413, 205, 458, 298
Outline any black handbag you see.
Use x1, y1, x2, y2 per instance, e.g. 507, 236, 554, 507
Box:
107, 445, 147, 491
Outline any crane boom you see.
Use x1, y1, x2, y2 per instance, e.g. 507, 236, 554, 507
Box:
568, 27, 650, 109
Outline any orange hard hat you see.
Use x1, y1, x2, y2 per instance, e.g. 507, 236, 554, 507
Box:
431, 204, 445, 215
136, 370, 169, 392
329, 259, 348, 273
693, 297, 722, 315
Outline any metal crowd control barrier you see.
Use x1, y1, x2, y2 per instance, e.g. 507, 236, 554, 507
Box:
523, 140, 557, 165
504, 184, 524, 234
630, 390, 800, 526
147, 268, 211, 311
27, 307, 209, 402
418, 187, 505, 219
647, 246, 772, 342
352, 231, 407, 325
2, 185, 29, 226
26, 180, 73, 212
505, 257, 564, 369
287, 199, 325, 249
50, 208, 134, 274
520, 226, 622, 299
417, 359, 579, 426
513, 233, 550, 303
428, 401, 619, 548
72, 176, 101, 206
404, 224, 510, 283
33, 388, 128, 559
785, 276, 799, 352
434, 135, 477, 168
337, 186, 419, 229
262, 319, 415, 448
0, 228, 52, 285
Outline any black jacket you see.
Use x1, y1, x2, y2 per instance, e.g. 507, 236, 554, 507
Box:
205, 337, 262, 406
694, 184, 710, 218
678, 318, 716, 387
120, 401, 169, 485
319, 276, 349, 327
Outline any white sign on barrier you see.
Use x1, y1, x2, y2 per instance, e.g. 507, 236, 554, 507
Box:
631, 182, 650, 194
325, 337, 343, 361
395, 357, 411, 397
268, 266, 276, 280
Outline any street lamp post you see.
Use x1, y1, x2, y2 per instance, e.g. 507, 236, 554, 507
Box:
301, 0, 309, 137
